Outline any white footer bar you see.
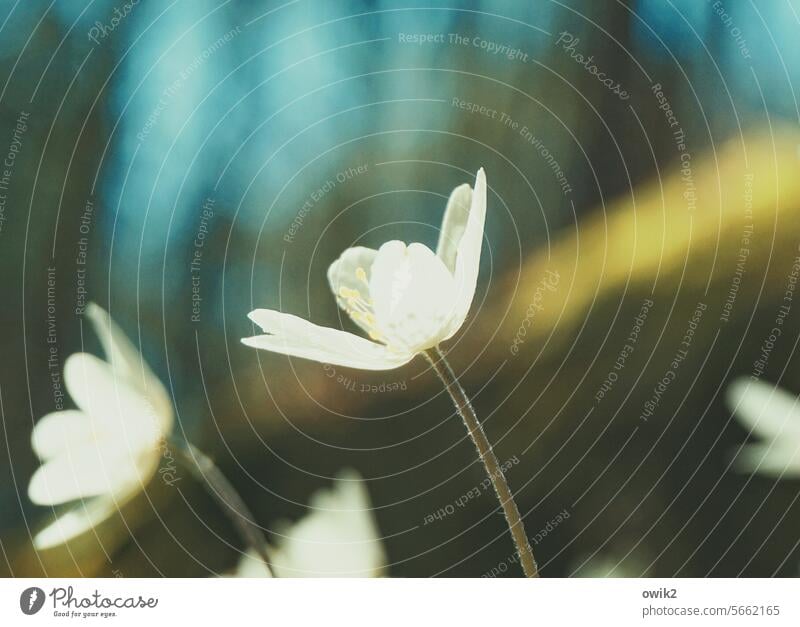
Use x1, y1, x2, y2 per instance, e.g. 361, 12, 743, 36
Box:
1, 578, 797, 625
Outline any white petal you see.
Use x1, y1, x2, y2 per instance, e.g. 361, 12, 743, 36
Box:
436, 182, 473, 273
33, 497, 118, 550
28, 443, 148, 506
727, 378, 800, 440
447, 168, 487, 338
85, 303, 173, 430
327, 246, 378, 335
270, 469, 386, 577
243, 309, 413, 370
64, 353, 168, 447
731, 443, 800, 478
31, 411, 94, 461
368, 241, 459, 352
232, 550, 274, 578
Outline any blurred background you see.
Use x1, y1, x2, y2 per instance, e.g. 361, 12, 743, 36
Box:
1, 0, 800, 577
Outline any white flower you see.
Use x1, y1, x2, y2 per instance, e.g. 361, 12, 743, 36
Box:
28, 304, 173, 549
234, 470, 387, 577
571, 555, 647, 578
242, 169, 487, 369
726, 378, 800, 477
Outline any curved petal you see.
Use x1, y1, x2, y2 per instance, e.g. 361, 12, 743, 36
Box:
85, 303, 173, 430
243, 309, 413, 370
327, 246, 378, 335
28, 443, 147, 506
447, 168, 487, 337
726, 378, 800, 440
31, 410, 94, 461
270, 469, 386, 577
436, 182, 473, 274
731, 443, 800, 478
64, 354, 167, 448
232, 550, 274, 578
33, 496, 119, 550
368, 241, 458, 351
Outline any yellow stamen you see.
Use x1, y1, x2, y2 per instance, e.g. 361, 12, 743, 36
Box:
336, 268, 385, 343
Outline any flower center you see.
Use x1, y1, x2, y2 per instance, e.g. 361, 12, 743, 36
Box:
338, 267, 385, 343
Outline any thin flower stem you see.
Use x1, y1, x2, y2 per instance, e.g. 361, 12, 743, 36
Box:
170, 439, 274, 576
423, 347, 539, 578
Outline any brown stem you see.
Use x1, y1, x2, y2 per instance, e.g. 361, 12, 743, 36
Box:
423, 347, 539, 578
170, 439, 274, 576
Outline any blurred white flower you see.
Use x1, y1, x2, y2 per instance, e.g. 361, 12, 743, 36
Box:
242, 169, 487, 369
234, 470, 387, 577
726, 377, 800, 477
571, 554, 648, 577
28, 303, 173, 549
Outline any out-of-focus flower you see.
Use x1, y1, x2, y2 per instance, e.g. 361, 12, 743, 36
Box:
571, 555, 648, 578
234, 470, 387, 577
242, 169, 487, 369
726, 377, 800, 477
28, 304, 173, 549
